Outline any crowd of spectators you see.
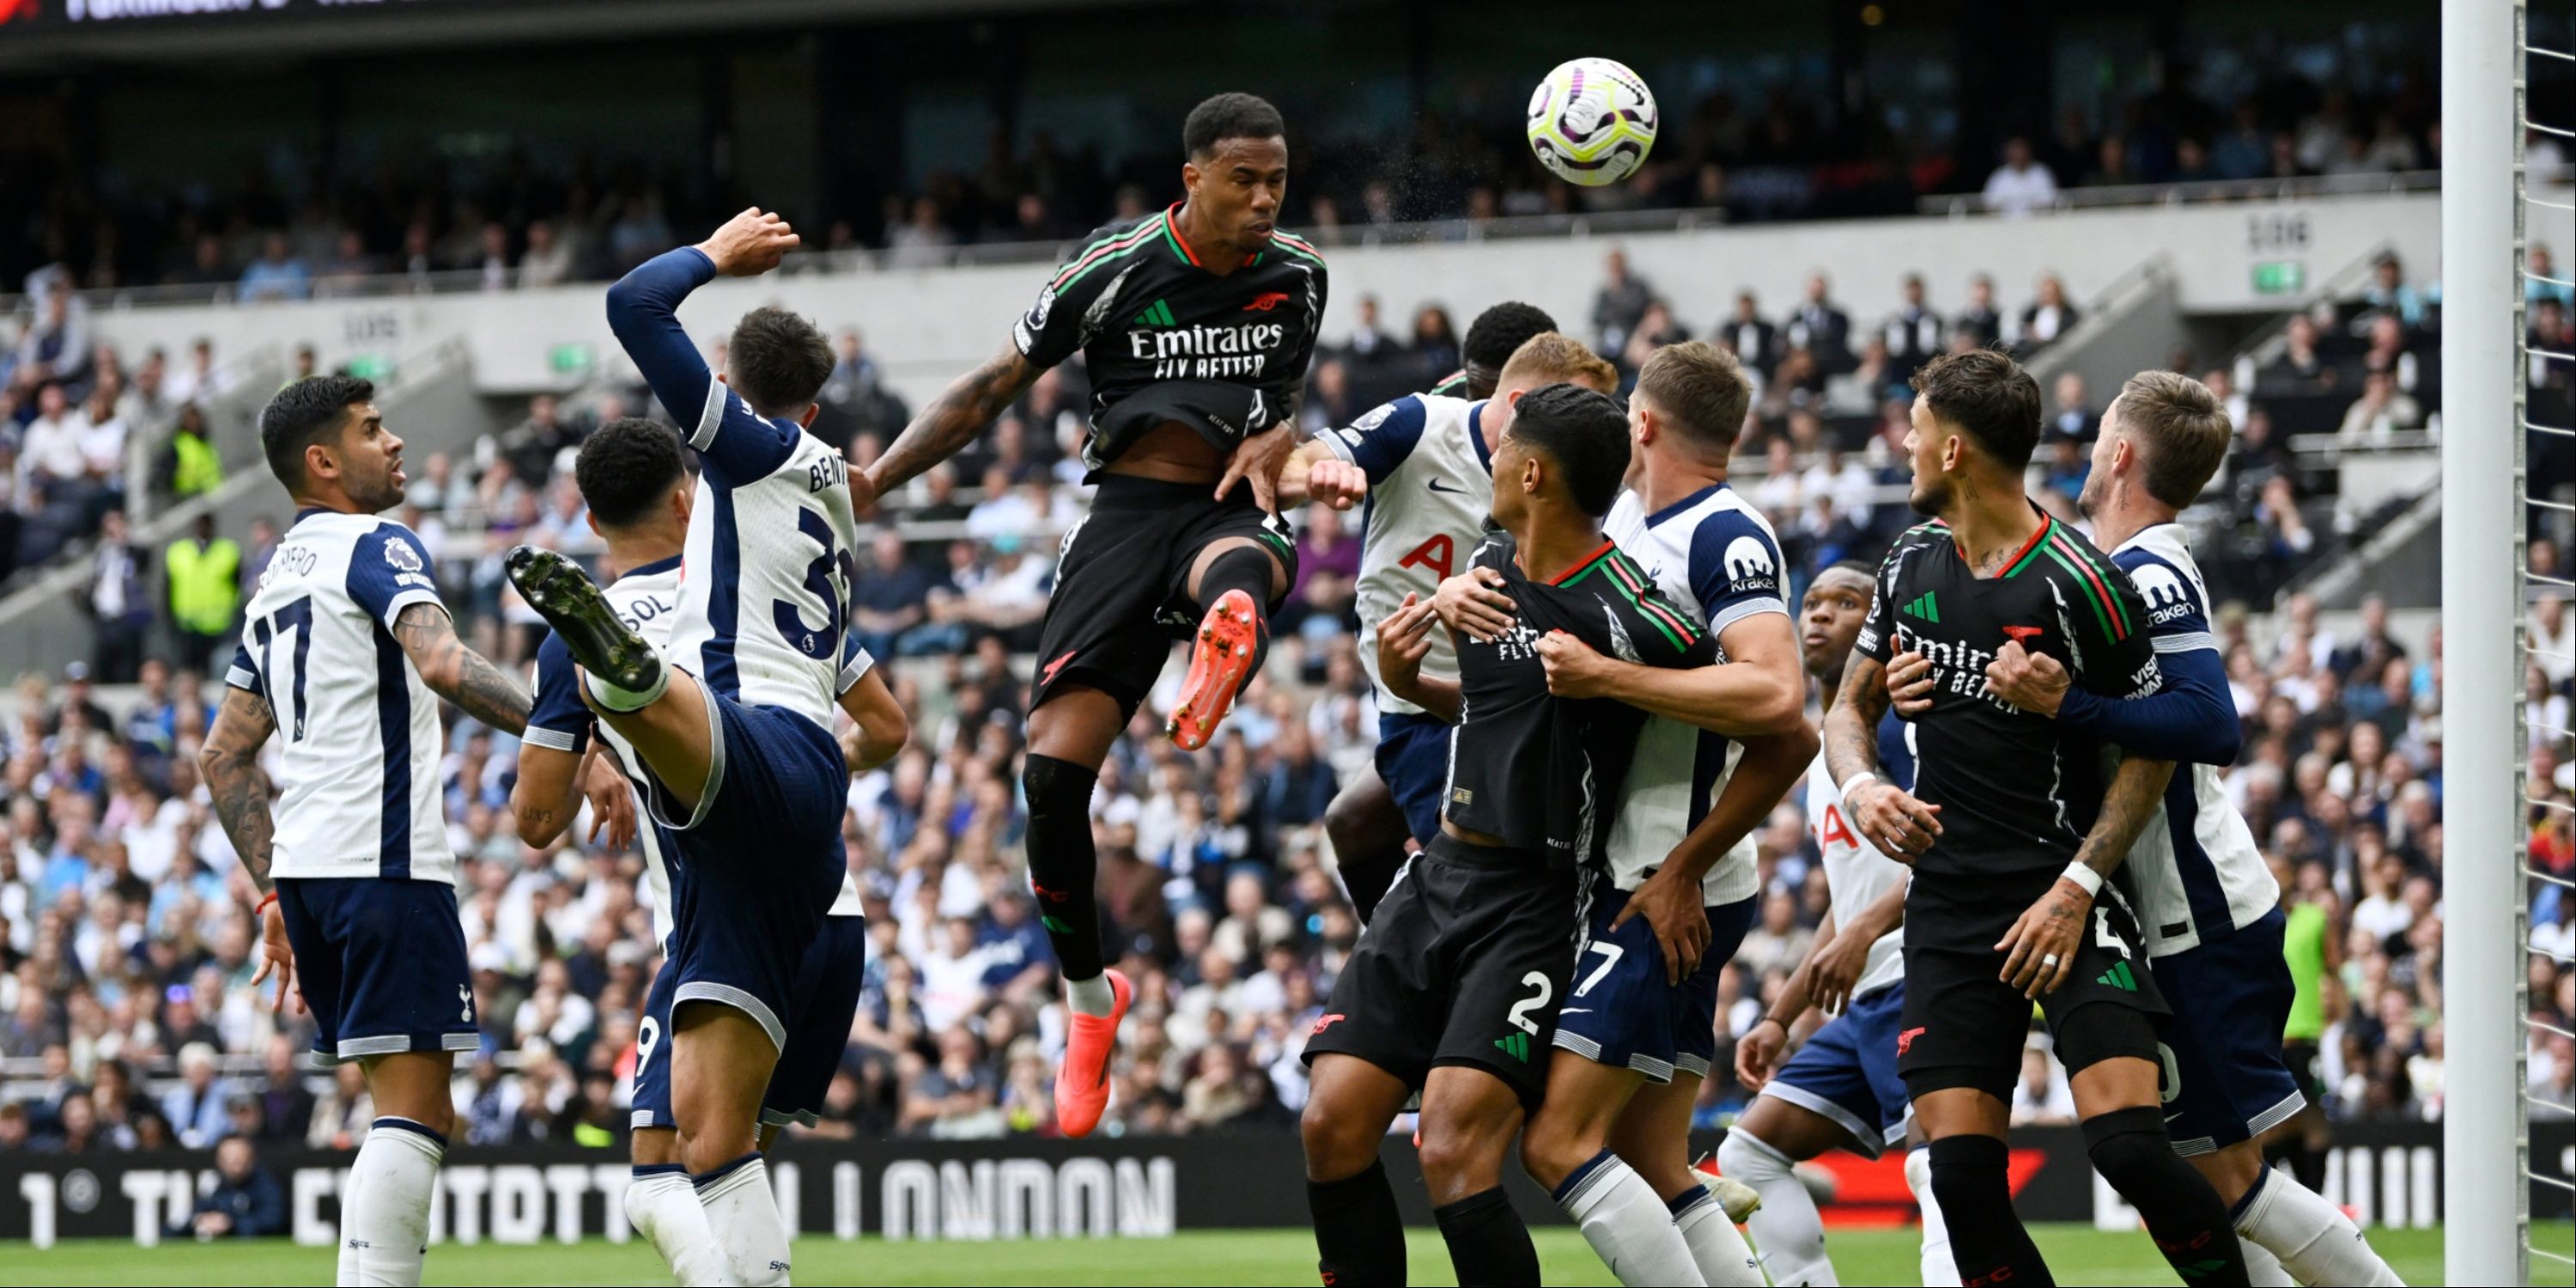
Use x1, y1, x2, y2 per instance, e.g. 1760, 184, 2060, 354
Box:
9, 26, 2537, 302
1, 246, 2567, 1167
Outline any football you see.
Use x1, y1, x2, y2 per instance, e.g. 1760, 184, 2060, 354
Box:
1525, 56, 1660, 186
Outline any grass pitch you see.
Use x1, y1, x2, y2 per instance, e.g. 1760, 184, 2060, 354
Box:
3, 1223, 2568, 1285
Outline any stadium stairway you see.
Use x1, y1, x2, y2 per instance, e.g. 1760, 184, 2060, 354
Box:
0, 337, 500, 671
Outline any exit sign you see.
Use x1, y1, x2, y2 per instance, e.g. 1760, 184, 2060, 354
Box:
550, 343, 594, 374
2253, 261, 2306, 295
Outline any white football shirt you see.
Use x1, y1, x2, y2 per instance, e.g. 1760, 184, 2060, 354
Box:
1316, 392, 1496, 715
1804, 746, 1907, 1001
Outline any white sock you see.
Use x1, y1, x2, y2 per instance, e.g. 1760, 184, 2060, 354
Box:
1719, 1129, 1838, 1286
584, 644, 670, 712
696, 1154, 792, 1286
1064, 972, 1113, 1018
348, 1118, 443, 1287
626, 1165, 733, 1286
1904, 1147, 1960, 1287
1669, 1182, 1767, 1287
1552, 1153, 1707, 1286
336, 1167, 366, 1287
2235, 1166, 2405, 1286
2240, 1237, 2298, 1287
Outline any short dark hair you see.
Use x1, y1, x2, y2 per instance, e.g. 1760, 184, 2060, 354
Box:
1636, 341, 1752, 453
1462, 301, 1559, 374
2116, 370, 2233, 509
1508, 383, 1632, 517
1184, 93, 1285, 160
259, 375, 374, 488
1822, 559, 1878, 582
727, 307, 834, 417
575, 417, 689, 529
1910, 349, 2041, 469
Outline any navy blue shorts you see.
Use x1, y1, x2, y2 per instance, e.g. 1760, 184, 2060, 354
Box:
1760, 982, 1913, 1157
1552, 890, 1757, 1083
647, 696, 848, 1054
276, 877, 477, 1065
762, 914, 870, 1128
630, 939, 681, 1130
1374, 711, 1450, 845
2150, 908, 2307, 1155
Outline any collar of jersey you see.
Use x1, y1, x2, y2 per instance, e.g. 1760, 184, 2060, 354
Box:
1643, 481, 1732, 528
1952, 502, 2055, 579
1467, 402, 1496, 475
293, 505, 346, 525
1160, 204, 1259, 269
619, 554, 683, 580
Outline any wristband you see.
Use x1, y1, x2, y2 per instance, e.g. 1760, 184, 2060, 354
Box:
2058, 863, 2103, 897
253, 891, 277, 915
1839, 770, 1880, 799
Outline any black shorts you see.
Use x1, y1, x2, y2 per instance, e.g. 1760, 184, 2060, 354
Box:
1030, 474, 1297, 715
1899, 880, 2169, 1103
1302, 835, 1582, 1109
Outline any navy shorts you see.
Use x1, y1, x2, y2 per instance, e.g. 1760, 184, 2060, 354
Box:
647, 696, 848, 1054
2150, 908, 2307, 1155
1760, 981, 1913, 1157
762, 914, 870, 1128
276, 877, 477, 1065
1374, 711, 1451, 845
630, 938, 681, 1130
1553, 890, 1758, 1083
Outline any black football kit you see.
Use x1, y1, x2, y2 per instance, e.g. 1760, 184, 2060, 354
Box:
1857, 510, 2172, 1100
1303, 532, 1718, 1104
1010, 205, 1330, 714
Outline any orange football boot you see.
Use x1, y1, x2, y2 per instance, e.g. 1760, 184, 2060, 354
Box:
1054, 969, 1133, 1138
1166, 589, 1260, 751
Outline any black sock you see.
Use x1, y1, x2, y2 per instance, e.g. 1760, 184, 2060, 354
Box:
1928, 1135, 2052, 1287
1022, 753, 1104, 981
2083, 1106, 2251, 1287
1309, 1159, 1406, 1287
1197, 544, 1277, 680
1339, 849, 1403, 925
2271, 1132, 2327, 1194
1431, 1188, 1538, 1287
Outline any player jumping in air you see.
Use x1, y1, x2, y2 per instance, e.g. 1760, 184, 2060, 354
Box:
852, 93, 1329, 1137
1285, 300, 1561, 920
1724, 560, 1957, 1287
1437, 342, 1815, 1287
1299, 384, 1714, 1287
1823, 349, 2248, 1286
506, 418, 906, 1287
201, 377, 541, 1288
1893, 371, 2403, 1286
506, 207, 854, 1285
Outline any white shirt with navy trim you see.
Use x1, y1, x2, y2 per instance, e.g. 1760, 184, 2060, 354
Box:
227, 509, 456, 884
2112, 524, 2277, 957
1597, 483, 1791, 902
1317, 392, 1494, 716
1804, 746, 1908, 1000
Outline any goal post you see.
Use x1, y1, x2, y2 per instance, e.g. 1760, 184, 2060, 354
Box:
2440, 0, 2530, 1281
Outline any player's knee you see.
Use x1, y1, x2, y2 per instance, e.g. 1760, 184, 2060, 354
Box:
1924, 1133, 2013, 1218
1713, 1127, 1780, 1183
2081, 1105, 2188, 1197
1418, 1114, 1514, 1197
1515, 1111, 1599, 1192
1022, 753, 1094, 828
1298, 1094, 1378, 1179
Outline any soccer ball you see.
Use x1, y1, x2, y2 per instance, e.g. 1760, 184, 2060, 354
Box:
1526, 58, 1659, 187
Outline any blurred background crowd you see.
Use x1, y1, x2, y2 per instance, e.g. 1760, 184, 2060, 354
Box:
0, 228, 2568, 1157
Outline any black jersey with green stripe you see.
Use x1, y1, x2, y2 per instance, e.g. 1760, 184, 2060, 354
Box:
1856, 509, 2163, 885
1012, 204, 1327, 470
1442, 529, 1718, 869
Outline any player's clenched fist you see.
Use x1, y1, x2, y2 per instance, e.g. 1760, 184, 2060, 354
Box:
1844, 775, 1941, 863
1535, 629, 1614, 698
1984, 638, 2070, 717
695, 206, 799, 276
1304, 458, 1370, 511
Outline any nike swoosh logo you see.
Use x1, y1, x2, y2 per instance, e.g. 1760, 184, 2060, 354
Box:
1428, 477, 1465, 494
2165, 1111, 2183, 1121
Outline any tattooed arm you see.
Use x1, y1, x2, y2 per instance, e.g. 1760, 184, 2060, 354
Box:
1994, 753, 2175, 998
392, 602, 532, 735
1826, 653, 1942, 862
860, 346, 1042, 504
199, 686, 280, 896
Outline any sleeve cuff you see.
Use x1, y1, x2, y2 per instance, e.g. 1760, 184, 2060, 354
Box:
225, 666, 259, 692
523, 726, 586, 753
379, 588, 445, 631
1315, 429, 1359, 465
1707, 598, 1789, 639
690, 377, 727, 450
2150, 631, 2220, 655
837, 646, 878, 695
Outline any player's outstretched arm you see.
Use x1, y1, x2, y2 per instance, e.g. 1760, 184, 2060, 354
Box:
836, 665, 910, 774
393, 603, 532, 735
1995, 753, 2176, 998
864, 344, 1042, 502
1535, 611, 1806, 737
1375, 592, 1461, 723
1995, 639, 2242, 767
200, 687, 279, 896
1739, 906, 1838, 1090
